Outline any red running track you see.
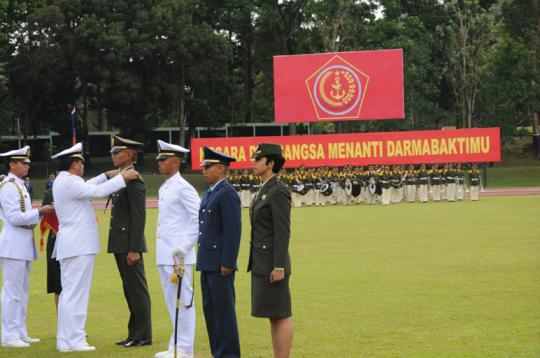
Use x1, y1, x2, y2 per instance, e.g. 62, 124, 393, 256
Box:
83, 187, 540, 209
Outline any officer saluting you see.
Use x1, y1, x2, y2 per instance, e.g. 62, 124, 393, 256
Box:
197, 147, 241, 358
0, 146, 54, 348
51, 143, 139, 352
108, 136, 152, 348
154, 140, 200, 358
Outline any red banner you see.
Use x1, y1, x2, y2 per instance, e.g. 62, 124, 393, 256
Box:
190, 128, 500, 170
274, 49, 404, 123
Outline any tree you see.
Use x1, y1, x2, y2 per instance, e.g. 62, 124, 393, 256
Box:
500, 0, 540, 156
440, 0, 497, 128
6, 3, 74, 140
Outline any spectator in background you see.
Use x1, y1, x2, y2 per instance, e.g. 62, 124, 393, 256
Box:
46, 173, 55, 190
25, 177, 34, 201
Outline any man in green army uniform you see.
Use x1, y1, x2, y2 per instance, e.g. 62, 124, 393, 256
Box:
417, 164, 429, 203
381, 166, 392, 205
108, 136, 152, 348
468, 163, 481, 201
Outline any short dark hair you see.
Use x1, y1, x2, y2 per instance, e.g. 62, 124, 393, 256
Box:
264, 155, 286, 173
57, 157, 80, 172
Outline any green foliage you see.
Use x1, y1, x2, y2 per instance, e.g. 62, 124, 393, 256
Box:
0, 0, 537, 144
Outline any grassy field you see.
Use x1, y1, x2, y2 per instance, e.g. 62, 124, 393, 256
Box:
0, 196, 539, 357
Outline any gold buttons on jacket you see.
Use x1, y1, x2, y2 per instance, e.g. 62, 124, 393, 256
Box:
200, 220, 204, 224
262, 245, 267, 249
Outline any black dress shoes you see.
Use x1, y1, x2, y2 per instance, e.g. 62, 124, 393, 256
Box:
116, 337, 133, 346
124, 339, 152, 348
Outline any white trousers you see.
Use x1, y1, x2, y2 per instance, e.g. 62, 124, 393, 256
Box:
314, 190, 323, 206
366, 192, 377, 204
431, 185, 441, 201
418, 185, 428, 203
240, 190, 251, 208
304, 190, 314, 206
470, 186, 479, 201
456, 184, 464, 200
406, 185, 416, 202
391, 188, 400, 203
441, 185, 447, 200
158, 265, 195, 355
1, 258, 30, 343
292, 193, 302, 208
381, 188, 391, 205
447, 183, 457, 202
57, 254, 95, 350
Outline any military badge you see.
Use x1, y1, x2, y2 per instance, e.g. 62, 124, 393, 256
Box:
306, 55, 369, 120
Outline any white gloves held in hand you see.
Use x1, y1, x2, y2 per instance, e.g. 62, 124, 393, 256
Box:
172, 247, 186, 258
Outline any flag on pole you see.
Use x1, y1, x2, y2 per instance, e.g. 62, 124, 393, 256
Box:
71, 106, 77, 145
39, 213, 59, 252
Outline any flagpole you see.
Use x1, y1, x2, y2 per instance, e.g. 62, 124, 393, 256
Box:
71, 105, 77, 145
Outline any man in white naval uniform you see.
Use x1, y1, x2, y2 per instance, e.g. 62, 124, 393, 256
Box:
154, 140, 199, 358
51, 143, 139, 352
0, 146, 55, 348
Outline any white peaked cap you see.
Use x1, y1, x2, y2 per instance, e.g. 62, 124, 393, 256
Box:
155, 139, 189, 160
0, 146, 31, 163
51, 142, 84, 160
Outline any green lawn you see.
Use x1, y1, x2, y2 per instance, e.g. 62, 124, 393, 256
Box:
1, 196, 539, 357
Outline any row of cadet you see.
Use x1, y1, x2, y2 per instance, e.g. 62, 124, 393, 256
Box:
227, 163, 483, 207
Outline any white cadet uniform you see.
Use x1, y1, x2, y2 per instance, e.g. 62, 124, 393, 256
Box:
156, 171, 200, 356
0, 173, 40, 344
53, 170, 126, 350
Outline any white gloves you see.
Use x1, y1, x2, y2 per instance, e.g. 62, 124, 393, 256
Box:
172, 247, 186, 258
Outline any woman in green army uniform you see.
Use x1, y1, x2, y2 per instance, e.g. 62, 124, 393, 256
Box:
248, 143, 293, 358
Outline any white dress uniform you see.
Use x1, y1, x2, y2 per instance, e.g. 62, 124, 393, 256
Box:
51, 143, 127, 351
154, 140, 199, 358
0, 151, 40, 347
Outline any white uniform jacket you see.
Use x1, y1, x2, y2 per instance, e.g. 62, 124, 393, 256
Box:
156, 172, 200, 265
52, 171, 126, 260
0, 173, 40, 261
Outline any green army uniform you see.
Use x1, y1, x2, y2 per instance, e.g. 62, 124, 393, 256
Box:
468, 166, 481, 201
248, 144, 292, 319
381, 168, 392, 205
417, 167, 429, 203
108, 136, 152, 346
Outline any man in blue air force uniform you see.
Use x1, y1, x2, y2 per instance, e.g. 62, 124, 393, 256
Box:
196, 147, 241, 358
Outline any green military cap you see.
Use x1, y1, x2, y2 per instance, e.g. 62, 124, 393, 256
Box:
251, 143, 283, 160
110, 135, 144, 154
